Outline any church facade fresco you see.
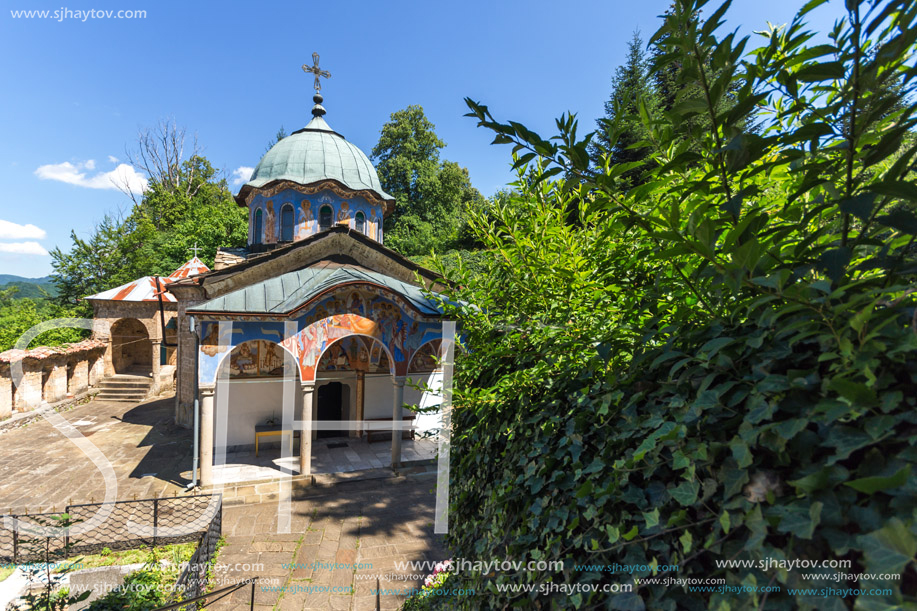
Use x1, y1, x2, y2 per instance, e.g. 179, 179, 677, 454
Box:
197, 283, 442, 385
247, 187, 384, 245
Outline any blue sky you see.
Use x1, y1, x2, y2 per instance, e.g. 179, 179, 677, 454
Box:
0, 0, 841, 278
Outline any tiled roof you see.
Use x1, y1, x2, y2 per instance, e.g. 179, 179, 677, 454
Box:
85, 257, 210, 302
168, 256, 210, 279
0, 338, 105, 363
187, 261, 444, 316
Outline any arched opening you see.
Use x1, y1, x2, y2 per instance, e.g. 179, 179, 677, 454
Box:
280, 203, 294, 242
354, 211, 365, 234
319, 205, 333, 231
213, 339, 302, 460
252, 208, 263, 245
110, 318, 152, 375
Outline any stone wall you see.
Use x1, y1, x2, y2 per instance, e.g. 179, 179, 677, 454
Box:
0, 339, 106, 420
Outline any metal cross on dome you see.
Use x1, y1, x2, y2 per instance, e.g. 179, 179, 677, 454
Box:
302, 52, 331, 93
190, 242, 202, 257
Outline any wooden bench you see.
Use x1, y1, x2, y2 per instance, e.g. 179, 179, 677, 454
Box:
254, 424, 294, 456
365, 415, 416, 443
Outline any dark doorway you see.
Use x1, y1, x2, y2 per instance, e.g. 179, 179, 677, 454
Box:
316, 382, 344, 438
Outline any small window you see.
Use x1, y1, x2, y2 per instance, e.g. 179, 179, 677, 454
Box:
319, 205, 333, 230
253, 209, 263, 245
355, 211, 365, 234
280, 204, 294, 242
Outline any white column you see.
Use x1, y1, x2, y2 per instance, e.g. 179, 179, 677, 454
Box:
300, 383, 314, 476
391, 377, 405, 468
151, 340, 161, 394
200, 386, 215, 487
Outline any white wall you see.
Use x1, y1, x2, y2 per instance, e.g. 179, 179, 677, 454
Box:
214, 378, 303, 451
407, 371, 443, 435
212, 371, 444, 450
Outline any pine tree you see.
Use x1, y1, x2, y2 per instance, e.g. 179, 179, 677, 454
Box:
589, 32, 660, 185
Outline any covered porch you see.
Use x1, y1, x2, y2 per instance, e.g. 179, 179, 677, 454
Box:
210, 435, 438, 485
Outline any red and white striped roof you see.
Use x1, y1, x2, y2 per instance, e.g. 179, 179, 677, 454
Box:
85, 257, 210, 302
168, 256, 210, 279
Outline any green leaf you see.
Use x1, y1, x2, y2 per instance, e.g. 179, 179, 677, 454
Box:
669, 480, 700, 506
796, 61, 845, 81
622, 525, 639, 541
719, 510, 731, 534
844, 465, 911, 495
676, 530, 692, 555
877, 209, 917, 234
858, 518, 917, 573
730, 439, 753, 468
828, 378, 878, 407
644, 508, 660, 529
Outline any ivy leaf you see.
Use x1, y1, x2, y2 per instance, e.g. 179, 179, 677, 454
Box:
858, 518, 917, 574
720, 511, 731, 534
730, 439, 753, 468
644, 508, 660, 529
844, 465, 911, 495
774, 501, 823, 539
669, 480, 700, 506
622, 525, 639, 541
680, 530, 693, 554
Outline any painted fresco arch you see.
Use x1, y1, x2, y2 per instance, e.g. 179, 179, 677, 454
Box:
315, 333, 395, 377
197, 283, 446, 385
214, 338, 301, 382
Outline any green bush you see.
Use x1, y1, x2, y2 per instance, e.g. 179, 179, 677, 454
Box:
429, 0, 917, 608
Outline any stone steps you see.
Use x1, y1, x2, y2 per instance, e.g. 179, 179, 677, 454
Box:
95, 375, 152, 402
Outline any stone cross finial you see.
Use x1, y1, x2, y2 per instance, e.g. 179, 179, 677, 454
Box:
302, 52, 331, 93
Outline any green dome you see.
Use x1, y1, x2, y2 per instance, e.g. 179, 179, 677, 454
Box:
240, 116, 393, 202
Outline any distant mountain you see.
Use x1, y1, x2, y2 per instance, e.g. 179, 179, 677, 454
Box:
0, 275, 58, 299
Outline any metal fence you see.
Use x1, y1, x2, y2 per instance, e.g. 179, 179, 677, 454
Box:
169, 496, 223, 605
0, 494, 221, 565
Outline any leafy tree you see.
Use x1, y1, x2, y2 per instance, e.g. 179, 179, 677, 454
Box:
0, 287, 84, 354
371, 105, 485, 256
265, 125, 287, 153
51, 124, 247, 307
589, 31, 660, 184
427, 0, 917, 608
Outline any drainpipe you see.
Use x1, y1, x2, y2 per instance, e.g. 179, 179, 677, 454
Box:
186, 315, 200, 490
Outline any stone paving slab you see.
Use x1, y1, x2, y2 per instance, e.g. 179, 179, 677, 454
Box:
0, 396, 191, 512
207, 475, 447, 611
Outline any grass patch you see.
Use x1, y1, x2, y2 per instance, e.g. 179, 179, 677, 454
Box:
0, 567, 15, 582
54, 543, 197, 573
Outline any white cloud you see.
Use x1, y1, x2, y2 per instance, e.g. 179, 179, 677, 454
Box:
0, 219, 46, 240
232, 166, 254, 186
34, 159, 148, 194
107, 155, 119, 164
0, 242, 49, 256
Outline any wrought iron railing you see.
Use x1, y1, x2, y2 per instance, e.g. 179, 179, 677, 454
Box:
0, 494, 220, 564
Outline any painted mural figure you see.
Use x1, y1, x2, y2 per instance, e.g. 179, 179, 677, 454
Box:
299, 201, 314, 238
368, 207, 378, 240
265, 201, 276, 243
337, 202, 350, 225
391, 319, 407, 362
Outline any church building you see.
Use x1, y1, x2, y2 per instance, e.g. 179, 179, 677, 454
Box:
164, 60, 450, 489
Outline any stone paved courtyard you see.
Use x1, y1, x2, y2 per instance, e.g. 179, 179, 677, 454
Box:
0, 395, 449, 610
0, 396, 191, 512
210, 476, 446, 610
